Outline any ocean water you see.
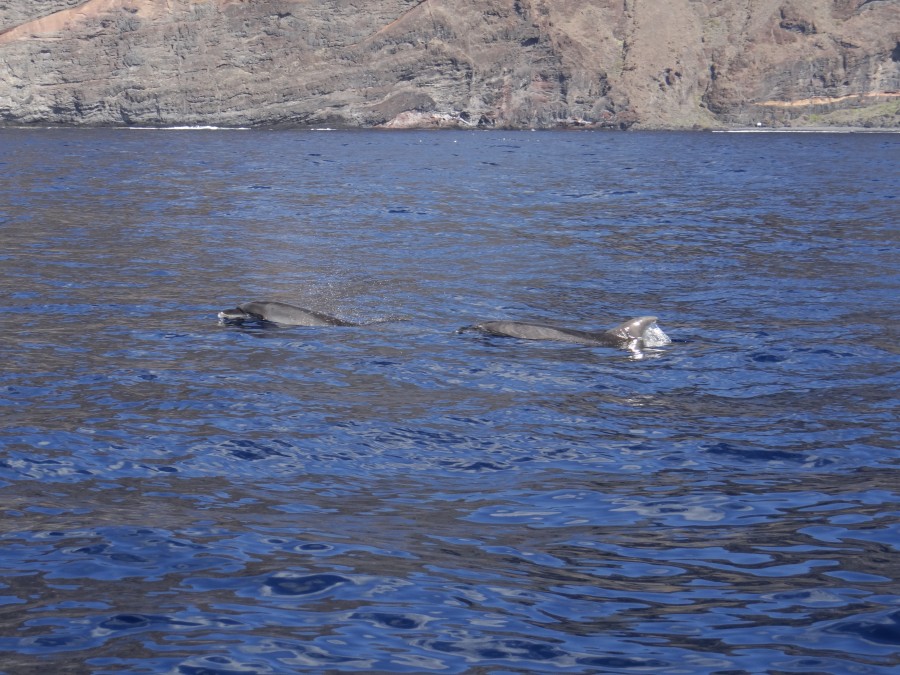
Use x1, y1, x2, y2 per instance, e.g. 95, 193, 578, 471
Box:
0, 128, 898, 674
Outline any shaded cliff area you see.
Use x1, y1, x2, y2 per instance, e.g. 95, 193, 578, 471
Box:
1, 0, 898, 129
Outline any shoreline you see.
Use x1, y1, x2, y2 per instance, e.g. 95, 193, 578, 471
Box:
1, 123, 897, 133
712, 126, 899, 134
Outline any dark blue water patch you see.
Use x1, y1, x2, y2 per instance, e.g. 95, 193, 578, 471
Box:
750, 351, 787, 363
295, 542, 332, 552
827, 610, 900, 647
0, 526, 243, 583
351, 610, 424, 630
577, 655, 670, 669
0, 609, 248, 658
263, 573, 350, 597
97, 613, 204, 632
703, 441, 826, 465
178, 660, 257, 675
220, 438, 291, 461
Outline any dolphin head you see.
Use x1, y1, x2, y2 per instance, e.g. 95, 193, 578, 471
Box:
605, 316, 671, 350
217, 307, 252, 322
609, 316, 658, 341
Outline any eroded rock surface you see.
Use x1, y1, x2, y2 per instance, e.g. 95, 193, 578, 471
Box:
1, 0, 897, 128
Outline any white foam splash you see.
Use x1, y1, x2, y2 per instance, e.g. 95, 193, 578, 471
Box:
642, 322, 672, 348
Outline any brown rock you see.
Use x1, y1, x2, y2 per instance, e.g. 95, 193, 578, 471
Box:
1, 0, 897, 129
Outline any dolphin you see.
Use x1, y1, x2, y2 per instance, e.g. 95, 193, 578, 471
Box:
218, 301, 355, 327
465, 316, 670, 350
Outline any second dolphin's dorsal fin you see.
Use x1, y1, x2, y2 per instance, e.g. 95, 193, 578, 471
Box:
606, 316, 659, 341
607, 315, 673, 349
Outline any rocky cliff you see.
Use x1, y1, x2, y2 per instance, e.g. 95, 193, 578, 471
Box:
1, 0, 898, 129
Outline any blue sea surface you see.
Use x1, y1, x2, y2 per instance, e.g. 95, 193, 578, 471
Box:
1, 128, 898, 674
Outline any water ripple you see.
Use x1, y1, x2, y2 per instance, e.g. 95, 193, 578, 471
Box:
1, 128, 898, 673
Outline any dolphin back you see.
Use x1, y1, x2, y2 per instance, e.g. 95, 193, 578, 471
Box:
236, 301, 353, 326
471, 316, 671, 349
475, 321, 595, 344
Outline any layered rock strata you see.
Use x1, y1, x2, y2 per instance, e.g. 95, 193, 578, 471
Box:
1, 0, 897, 128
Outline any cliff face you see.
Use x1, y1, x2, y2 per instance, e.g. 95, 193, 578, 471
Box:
1, 0, 897, 129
